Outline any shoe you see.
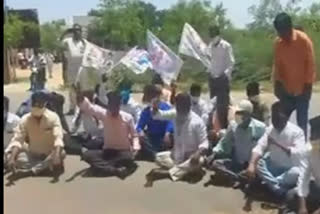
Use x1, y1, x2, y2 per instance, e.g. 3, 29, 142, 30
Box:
117, 167, 128, 180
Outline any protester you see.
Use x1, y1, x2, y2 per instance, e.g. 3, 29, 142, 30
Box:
189, 83, 210, 123
28, 48, 47, 91
15, 90, 70, 134
4, 91, 65, 176
69, 90, 103, 153
77, 91, 140, 179
246, 101, 305, 201
207, 100, 266, 183
136, 85, 174, 160
95, 73, 109, 108
207, 90, 235, 146
61, 24, 86, 115
294, 116, 320, 214
120, 89, 141, 124
206, 25, 235, 99
246, 82, 270, 125
44, 52, 54, 78
152, 73, 172, 104
3, 96, 21, 150
145, 93, 209, 187
273, 13, 316, 136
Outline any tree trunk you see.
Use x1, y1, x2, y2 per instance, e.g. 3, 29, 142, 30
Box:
3, 48, 11, 84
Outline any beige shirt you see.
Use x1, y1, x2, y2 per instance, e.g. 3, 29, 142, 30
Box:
8, 109, 64, 155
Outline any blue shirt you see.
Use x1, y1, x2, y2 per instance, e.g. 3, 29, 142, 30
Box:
136, 102, 174, 150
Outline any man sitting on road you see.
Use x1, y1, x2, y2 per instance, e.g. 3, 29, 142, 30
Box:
206, 100, 266, 185
189, 83, 210, 123
3, 96, 21, 150
78, 90, 140, 179
144, 93, 209, 187
4, 91, 65, 177
136, 85, 174, 161
246, 101, 305, 201
120, 89, 141, 125
291, 116, 320, 214
246, 82, 270, 125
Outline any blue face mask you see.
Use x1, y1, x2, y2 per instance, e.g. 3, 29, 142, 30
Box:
121, 90, 131, 105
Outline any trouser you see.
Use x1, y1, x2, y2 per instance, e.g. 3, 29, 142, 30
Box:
257, 156, 299, 197
136, 135, 169, 161
47, 64, 53, 77
155, 151, 204, 181
4, 150, 66, 175
285, 182, 320, 213
279, 94, 310, 137
30, 72, 37, 91
210, 158, 248, 181
64, 134, 104, 155
82, 149, 135, 175
208, 75, 230, 99
68, 84, 77, 112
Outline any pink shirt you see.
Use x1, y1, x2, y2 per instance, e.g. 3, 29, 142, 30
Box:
80, 98, 140, 151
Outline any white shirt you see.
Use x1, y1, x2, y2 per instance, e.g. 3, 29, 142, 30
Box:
4, 112, 21, 133
207, 39, 235, 79
72, 108, 103, 137
191, 98, 210, 124
98, 83, 109, 106
296, 142, 320, 197
120, 98, 141, 124
253, 122, 306, 169
154, 110, 209, 164
76, 66, 100, 91
63, 37, 86, 84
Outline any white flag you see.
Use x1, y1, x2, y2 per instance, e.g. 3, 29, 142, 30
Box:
179, 23, 211, 68
147, 30, 183, 85
82, 41, 114, 73
120, 46, 153, 74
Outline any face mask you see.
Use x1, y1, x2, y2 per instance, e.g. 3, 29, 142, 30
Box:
31, 107, 45, 117
249, 95, 260, 103
191, 96, 200, 104
235, 114, 244, 125
212, 36, 221, 45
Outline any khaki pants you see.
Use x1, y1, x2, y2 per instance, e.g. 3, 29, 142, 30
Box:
155, 151, 204, 181
5, 149, 66, 175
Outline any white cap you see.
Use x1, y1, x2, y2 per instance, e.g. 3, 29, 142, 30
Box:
235, 100, 253, 114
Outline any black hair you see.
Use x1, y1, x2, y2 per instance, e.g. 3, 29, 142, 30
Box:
274, 13, 292, 32
271, 101, 286, 116
4, 96, 9, 110
246, 82, 260, 96
190, 83, 202, 95
152, 73, 164, 86
31, 91, 48, 104
209, 25, 220, 37
176, 92, 191, 109
107, 91, 121, 105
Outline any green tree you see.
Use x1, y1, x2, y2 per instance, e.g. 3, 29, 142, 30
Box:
40, 20, 66, 52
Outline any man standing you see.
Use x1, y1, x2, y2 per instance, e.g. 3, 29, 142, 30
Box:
4, 91, 65, 176
295, 116, 320, 214
273, 13, 316, 136
246, 102, 305, 200
145, 93, 209, 187
207, 25, 235, 99
61, 24, 86, 115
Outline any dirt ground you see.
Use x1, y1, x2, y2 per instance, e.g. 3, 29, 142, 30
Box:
3, 65, 320, 214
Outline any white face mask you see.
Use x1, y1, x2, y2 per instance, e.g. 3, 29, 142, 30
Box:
31, 107, 45, 117
249, 95, 260, 103
235, 114, 244, 125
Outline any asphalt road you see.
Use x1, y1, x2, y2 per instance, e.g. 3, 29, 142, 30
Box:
3, 68, 320, 214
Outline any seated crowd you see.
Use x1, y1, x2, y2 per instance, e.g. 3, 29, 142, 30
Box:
3, 77, 319, 214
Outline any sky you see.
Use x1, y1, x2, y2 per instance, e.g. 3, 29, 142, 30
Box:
6, 0, 316, 28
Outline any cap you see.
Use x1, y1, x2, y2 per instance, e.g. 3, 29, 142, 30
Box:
310, 116, 320, 140
235, 100, 253, 114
